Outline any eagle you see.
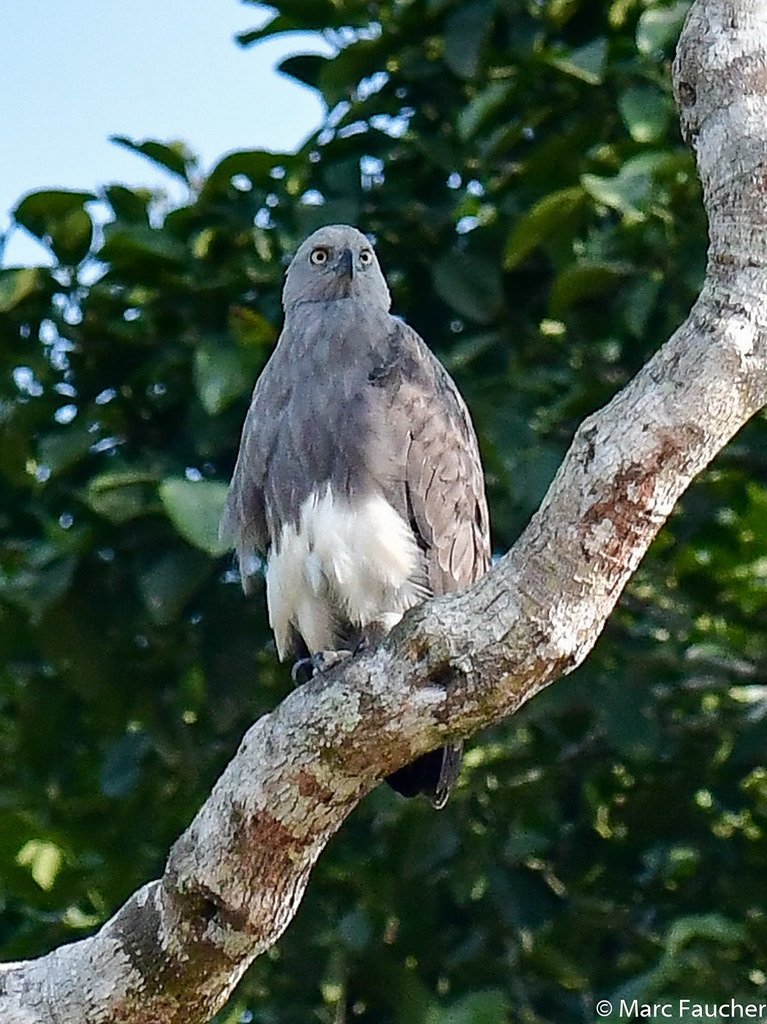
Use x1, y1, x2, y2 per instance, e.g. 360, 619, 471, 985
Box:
221, 225, 490, 807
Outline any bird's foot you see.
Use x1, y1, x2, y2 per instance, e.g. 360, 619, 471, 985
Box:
291, 649, 353, 684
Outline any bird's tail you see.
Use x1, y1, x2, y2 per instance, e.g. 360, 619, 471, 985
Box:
386, 741, 463, 809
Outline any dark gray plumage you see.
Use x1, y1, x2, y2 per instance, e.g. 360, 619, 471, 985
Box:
221, 224, 490, 808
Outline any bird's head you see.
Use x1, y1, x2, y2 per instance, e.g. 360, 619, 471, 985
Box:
282, 224, 391, 311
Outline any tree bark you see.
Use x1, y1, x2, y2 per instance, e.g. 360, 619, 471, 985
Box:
3, 1, 767, 1021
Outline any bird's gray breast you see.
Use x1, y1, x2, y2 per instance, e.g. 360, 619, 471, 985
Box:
260, 302, 402, 528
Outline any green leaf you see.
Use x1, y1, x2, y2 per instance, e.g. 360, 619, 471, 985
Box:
0, 267, 43, 312
16, 840, 63, 891
236, 3, 371, 46
322, 156, 361, 196
228, 306, 278, 350
104, 184, 151, 223
432, 252, 502, 324
84, 470, 158, 523
315, 36, 392, 109
504, 186, 586, 270
582, 152, 671, 219
55, 208, 93, 264
444, 1, 494, 80
0, 549, 77, 618
618, 85, 673, 144
623, 275, 661, 337
636, 1, 691, 57
549, 261, 631, 316
582, 172, 641, 217
296, 197, 361, 236
159, 478, 230, 557
279, 54, 331, 91
39, 427, 94, 476
110, 136, 195, 182
502, 830, 550, 865
138, 548, 211, 626
13, 189, 95, 264
204, 150, 287, 196
99, 222, 188, 265
194, 341, 252, 416
237, 14, 299, 46
100, 730, 152, 799
426, 989, 509, 1024
545, 0, 581, 26
13, 189, 95, 238
664, 913, 746, 961
457, 81, 512, 142
548, 37, 608, 85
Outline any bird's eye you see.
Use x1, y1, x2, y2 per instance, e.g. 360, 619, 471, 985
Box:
359, 249, 374, 266
310, 248, 328, 266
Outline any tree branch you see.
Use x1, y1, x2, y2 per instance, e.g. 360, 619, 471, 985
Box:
3, 1, 767, 1021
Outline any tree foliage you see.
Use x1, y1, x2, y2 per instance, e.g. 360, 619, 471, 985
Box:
2, 0, 767, 1021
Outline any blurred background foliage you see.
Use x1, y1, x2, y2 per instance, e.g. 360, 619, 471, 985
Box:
2, 0, 767, 1021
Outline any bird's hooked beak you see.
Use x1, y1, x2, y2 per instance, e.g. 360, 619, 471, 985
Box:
338, 247, 354, 281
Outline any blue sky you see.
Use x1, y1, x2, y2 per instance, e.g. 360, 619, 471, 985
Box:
0, 0, 329, 265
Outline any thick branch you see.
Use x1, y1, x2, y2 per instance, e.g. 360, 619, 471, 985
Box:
3, 1, 767, 1021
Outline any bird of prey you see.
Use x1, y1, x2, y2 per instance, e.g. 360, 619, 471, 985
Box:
221, 224, 490, 808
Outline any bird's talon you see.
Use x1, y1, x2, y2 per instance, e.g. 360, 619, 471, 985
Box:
316, 649, 353, 672
291, 657, 317, 684
291, 649, 353, 683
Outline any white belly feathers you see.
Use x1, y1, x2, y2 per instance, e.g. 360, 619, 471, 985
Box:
265, 486, 427, 659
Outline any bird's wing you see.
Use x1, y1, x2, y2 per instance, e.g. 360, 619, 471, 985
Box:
219, 346, 289, 591
378, 320, 491, 596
